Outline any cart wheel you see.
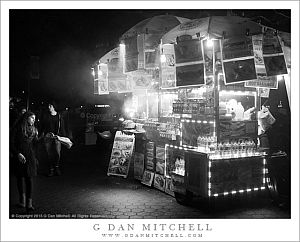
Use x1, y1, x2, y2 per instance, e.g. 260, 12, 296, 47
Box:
268, 175, 279, 203
174, 191, 193, 205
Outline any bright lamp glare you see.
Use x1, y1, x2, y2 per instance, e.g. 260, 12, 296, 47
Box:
98, 70, 103, 76
91, 69, 95, 76
207, 39, 213, 47
160, 54, 166, 63
277, 75, 284, 81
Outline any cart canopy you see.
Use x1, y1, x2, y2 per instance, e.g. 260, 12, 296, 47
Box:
120, 15, 190, 45
162, 16, 265, 44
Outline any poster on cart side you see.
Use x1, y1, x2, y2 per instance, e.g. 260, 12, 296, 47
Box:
107, 131, 135, 178
155, 146, 165, 175
141, 170, 155, 187
165, 177, 175, 196
133, 152, 145, 180
153, 173, 166, 192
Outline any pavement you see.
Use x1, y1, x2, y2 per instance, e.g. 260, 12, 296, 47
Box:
9, 143, 291, 219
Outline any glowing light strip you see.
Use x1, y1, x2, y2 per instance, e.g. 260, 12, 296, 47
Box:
211, 186, 266, 197
222, 56, 254, 62
219, 90, 256, 96
181, 119, 215, 124
164, 144, 168, 178
208, 158, 211, 197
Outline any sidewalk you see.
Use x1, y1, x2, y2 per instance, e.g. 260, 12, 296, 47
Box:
9, 144, 290, 219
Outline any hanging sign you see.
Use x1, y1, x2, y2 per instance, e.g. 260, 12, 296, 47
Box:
144, 33, 161, 50
108, 58, 128, 92
245, 34, 278, 89
176, 63, 205, 87
259, 88, 270, 98
161, 44, 176, 88
174, 39, 205, 87
107, 131, 135, 178
174, 39, 203, 64
162, 67, 176, 88
125, 36, 138, 72
144, 49, 159, 69
221, 36, 257, 85
97, 64, 109, 95
262, 31, 287, 76
137, 34, 145, 69
93, 80, 99, 95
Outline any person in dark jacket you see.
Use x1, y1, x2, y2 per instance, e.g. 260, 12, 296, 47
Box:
40, 101, 66, 177
10, 111, 39, 211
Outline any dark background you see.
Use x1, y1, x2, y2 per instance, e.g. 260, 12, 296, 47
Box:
9, 9, 291, 108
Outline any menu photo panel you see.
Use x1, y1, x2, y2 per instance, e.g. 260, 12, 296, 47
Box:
174, 38, 203, 64
221, 36, 257, 85
176, 63, 205, 87
262, 32, 287, 76
124, 35, 138, 73
223, 58, 257, 85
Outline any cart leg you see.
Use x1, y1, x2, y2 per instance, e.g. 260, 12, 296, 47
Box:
174, 190, 193, 205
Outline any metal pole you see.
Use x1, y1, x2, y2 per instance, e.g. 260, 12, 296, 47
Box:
26, 78, 30, 111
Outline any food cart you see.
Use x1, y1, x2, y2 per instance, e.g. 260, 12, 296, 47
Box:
94, 16, 290, 205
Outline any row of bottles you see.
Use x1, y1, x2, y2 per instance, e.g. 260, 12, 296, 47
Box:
197, 137, 258, 157
197, 136, 217, 152
215, 139, 257, 157
173, 99, 214, 115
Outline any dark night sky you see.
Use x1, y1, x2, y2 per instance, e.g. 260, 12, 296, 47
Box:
9, 9, 291, 108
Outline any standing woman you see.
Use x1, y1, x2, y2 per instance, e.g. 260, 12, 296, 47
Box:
10, 111, 39, 212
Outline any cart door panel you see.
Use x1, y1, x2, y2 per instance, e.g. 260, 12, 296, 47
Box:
185, 152, 208, 197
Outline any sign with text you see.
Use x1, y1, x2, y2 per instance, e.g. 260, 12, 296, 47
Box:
245, 34, 281, 89
98, 64, 109, 95
107, 131, 135, 178
161, 44, 176, 88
